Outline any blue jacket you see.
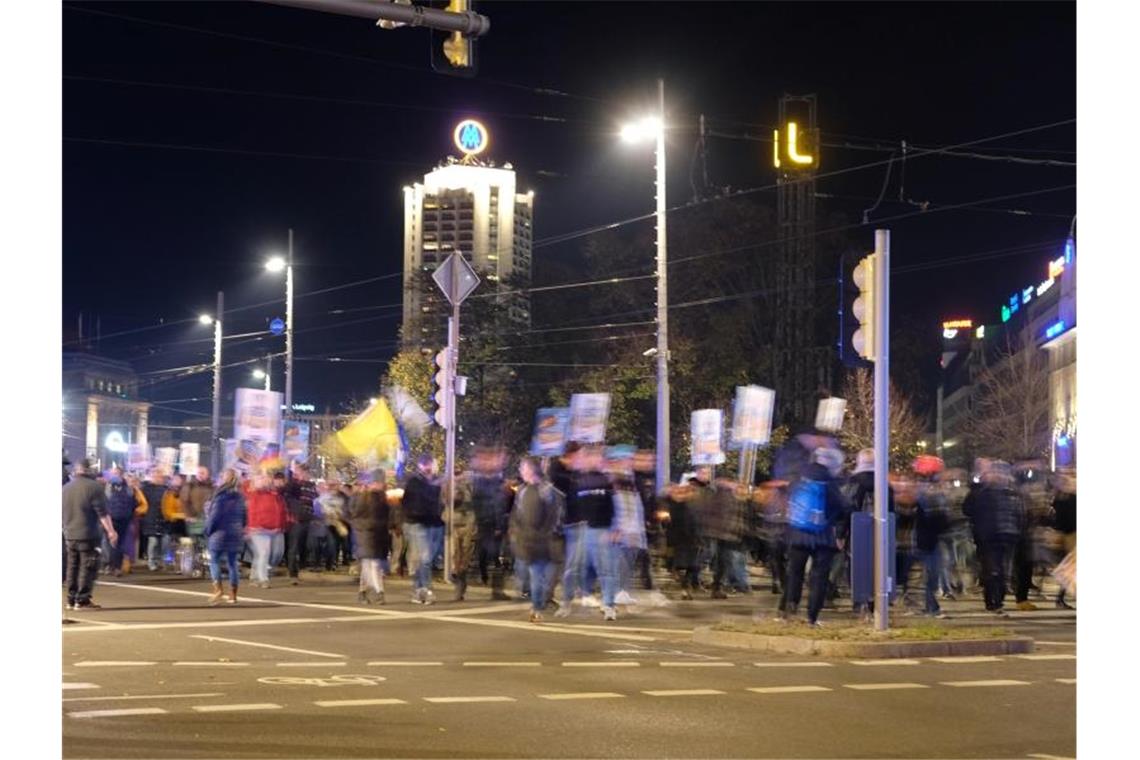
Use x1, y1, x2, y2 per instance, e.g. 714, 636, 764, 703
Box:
205, 486, 247, 554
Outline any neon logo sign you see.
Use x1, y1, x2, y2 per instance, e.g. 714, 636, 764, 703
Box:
772, 122, 817, 169
453, 119, 489, 157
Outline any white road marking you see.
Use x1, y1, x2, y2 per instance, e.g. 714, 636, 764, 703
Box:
423, 696, 517, 704
65, 617, 121, 627
192, 703, 283, 713
63, 683, 100, 690
927, 656, 1002, 664
1026, 754, 1075, 759
642, 689, 725, 697
367, 661, 443, 667
561, 661, 640, 667
69, 707, 167, 719
659, 661, 733, 667
850, 659, 921, 666
419, 603, 528, 617
63, 693, 224, 703
433, 615, 657, 642
1035, 641, 1077, 647
462, 661, 541, 667
1014, 654, 1077, 661
747, 686, 833, 694
604, 649, 645, 654
276, 662, 347, 667
752, 662, 834, 668
173, 661, 250, 667
62, 617, 388, 633
74, 661, 158, 667
941, 679, 1032, 687
538, 692, 626, 701
843, 683, 930, 691
190, 634, 346, 659
315, 698, 408, 707
1055, 678, 1077, 684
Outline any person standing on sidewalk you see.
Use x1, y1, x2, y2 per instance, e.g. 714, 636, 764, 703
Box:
349, 470, 391, 605
402, 454, 443, 604
244, 473, 287, 588
283, 462, 319, 585
103, 467, 137, 577
180, 466, 214, 567
471, 447, 512, 601
63, 459, 117, 610
204, 469, 247, 605
510, 457, 563, 623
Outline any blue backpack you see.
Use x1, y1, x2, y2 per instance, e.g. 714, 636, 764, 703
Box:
787, 479, 829, 533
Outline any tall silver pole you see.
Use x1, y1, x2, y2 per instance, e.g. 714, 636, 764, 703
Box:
211, 291, 224, 475
285, 228, 295, 413
654, 77, 670, 495
265, 354, 273, 392
444, 307, 459, 582
872, 229, 891, 631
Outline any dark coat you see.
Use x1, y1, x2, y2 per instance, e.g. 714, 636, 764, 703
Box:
665, 493, 703, 569
62, 475, 108, 541
106, 481, 137, 520
915, 489, 949, 552
140, 482, 167, 536
972, 484, 1025, 544
1052, 491, 1076, 535
204, 486, 247, 554
402, 474, 443, 527
509, 482, 562, 562
698, 482, 746, 544
349, 491, 391, 559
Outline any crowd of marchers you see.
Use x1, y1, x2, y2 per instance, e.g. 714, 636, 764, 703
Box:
62, 431, 1076, 623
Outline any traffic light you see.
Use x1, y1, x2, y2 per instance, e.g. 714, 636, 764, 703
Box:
432, 348, 452, 428
851, 253, 876, 362
430, 0, 477, 77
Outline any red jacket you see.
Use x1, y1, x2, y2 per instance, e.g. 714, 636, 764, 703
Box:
244, 484, 288, 532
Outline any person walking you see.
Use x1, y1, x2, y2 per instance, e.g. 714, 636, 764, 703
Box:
349, 470, 391, 604
204, 469, 247, 605
139, 469, 168, 572
104, 467, 137, 577
471, 448, 512, 601
913, 460, 949, 618
402, 454, 444, 605
283, 462, 319, 585
972, 461, 1025, 616
510, 457, 563, 623
63, 459, 117, 610
244, 473, 287, 588
180, 466, 215, 570
448, 469, 478, 602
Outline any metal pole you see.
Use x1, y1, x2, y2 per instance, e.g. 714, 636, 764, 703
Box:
211, 291, 224, 475
655, 77, 670, 495
260, 0, 491, 36
285, 228, 294, 413
872, 229, 891, 631
265, 354, 273, 393
935, 383, 943, 457
445, 306, 459, 582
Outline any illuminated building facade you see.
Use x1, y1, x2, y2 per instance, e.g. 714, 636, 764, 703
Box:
62, 352, 150, 470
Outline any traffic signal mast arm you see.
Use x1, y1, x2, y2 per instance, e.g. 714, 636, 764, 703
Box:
261, 0, 491, 36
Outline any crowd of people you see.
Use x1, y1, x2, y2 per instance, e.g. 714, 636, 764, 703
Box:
61, 432, 1076, 625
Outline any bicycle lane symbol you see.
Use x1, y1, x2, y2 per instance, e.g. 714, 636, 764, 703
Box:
258, 674, 387, 688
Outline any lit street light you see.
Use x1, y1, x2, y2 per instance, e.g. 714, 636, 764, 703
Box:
265, 256, 286, 274
198, 314, 214, 326
202, 292, 224, 474
621, 79, 669, 494
252, 368, 266, 379
265, 230, 295, 413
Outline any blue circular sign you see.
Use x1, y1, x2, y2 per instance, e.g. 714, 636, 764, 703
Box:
269, 317, 285, 336
453, 119, 489, 156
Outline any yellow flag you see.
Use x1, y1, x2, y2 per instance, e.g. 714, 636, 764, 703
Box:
323, 399, 401, 468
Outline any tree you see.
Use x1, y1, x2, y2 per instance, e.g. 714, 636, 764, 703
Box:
383, 347, 444, 467
839, 368, 926, 471
963, 336, 1051, 462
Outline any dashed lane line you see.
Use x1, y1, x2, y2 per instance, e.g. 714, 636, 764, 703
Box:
850, 659, 921, 666
747, 686, 832, 694
1014, 654, 1077, 661
63, 683, 100, 690
277, 662, 347, 667
1056, 678, 1077, 684
462, 661, 541, 667
1035, 641, 1077, 647
561, 661, 640, 667
941, 679, 1032, 687
69, 708, 167, 719
74, 661, 157, 667
315, 698, 408, 707
62, 693, 224, 703
753, 662, 833, 668
367, 661, 443, 667
843, 683, 930, 691
192, 703, 283, 713
172, 661, 250, 667
538, 692, 626, 701
189, 634, 346, 659
422, 696, 517, 704
927, 656, 1002, 664
642, 689, 726, 697
659, 661, 733, 667
429, 615, 657, 642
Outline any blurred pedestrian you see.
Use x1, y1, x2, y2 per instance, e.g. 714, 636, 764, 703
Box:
349, 470, 391, 605
913, 458, 949, 618
511, 457, 563, 623
283, 462, 318, 585
402, 454, 443, 604
204, 469, 247, 605
63, 459, 117, 610
139, 469, 167, 572
244, 473, 287, 588
471, 447, 512, 601
103, 467, 137, 577
1052, 468, 1076, 609
973, 461, 1025, 616
662, 481, 702, 600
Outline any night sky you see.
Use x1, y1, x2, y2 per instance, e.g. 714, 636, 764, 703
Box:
62, 1, 1076, 416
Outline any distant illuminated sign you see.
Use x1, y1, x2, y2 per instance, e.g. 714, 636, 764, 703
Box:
942, 329, 959, 340
942, 319, 973, 330
291, 403, 316, 413
1044, 320, 1066, 340
772, 122, 817, 169
453, 119, 488, 157
975, 325, 985, 339
104, 431, 128, 453
1037, 278, 1055, 297
1064, 238, 1074, 264
1022, 287, 1034, 305
1048, 256, 1065, 279
1001, 305, 1011, 323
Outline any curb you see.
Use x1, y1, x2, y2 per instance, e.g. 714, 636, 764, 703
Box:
692, 626, 1036, 658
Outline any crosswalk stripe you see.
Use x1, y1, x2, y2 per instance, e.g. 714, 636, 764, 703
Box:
843, 683, 929, 691
659, 661, 733, 667
74, 661, 157, 667
1014, 654, 1076, 661
940, 680, 1031, 687
538, 692, 626, 700
423, 696, 516, 703
562, 661, 640, 667
851, 659, 921, 666
367, 661, 443, 667
747, 686, 832, 694
172, 661, 250, 667
753, 662, 833, 668
315, 699, 408, 707
63, 683, 100, 691
928, 656, 1002, 663
276, 662, 347, 667
192, 704, 283, 713
642, 689, 725, 697
1055, 678, 1077, 684
69, 708, 167, 719
462, 661, 541, 667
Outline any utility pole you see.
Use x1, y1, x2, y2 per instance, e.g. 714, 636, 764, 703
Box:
285, 228, 295, 414
265, 354, 273, 392
655, 77, 670, 495
872, 229, 891, 631
211, 291, 224, 475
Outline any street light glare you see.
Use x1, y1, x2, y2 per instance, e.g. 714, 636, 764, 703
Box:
198, 314, 213, 325
265, 256, 287, 273
252, 369, 266, 379
620, 117, 663, 144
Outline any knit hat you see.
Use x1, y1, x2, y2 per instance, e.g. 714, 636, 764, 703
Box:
854, 449, 875, 475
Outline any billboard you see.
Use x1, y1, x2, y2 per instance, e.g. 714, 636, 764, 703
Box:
234, 388, 283, 445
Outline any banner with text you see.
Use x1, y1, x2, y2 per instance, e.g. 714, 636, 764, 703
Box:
691, 409, 726, 465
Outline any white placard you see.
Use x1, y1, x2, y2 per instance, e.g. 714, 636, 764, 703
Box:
234, 388, 284, 444
568, 393, 611, 443
731, 385, 776, 445
815, 397, 847, 433
178, 442, 200, 475
691, 409, 726, 465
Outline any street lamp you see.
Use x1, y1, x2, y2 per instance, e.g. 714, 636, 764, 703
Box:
265, 229, 294, 412
621, 79, 669, 494
202, 292, 224, 474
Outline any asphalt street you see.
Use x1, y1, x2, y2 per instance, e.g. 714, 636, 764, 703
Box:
62, 572, 1076, 759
